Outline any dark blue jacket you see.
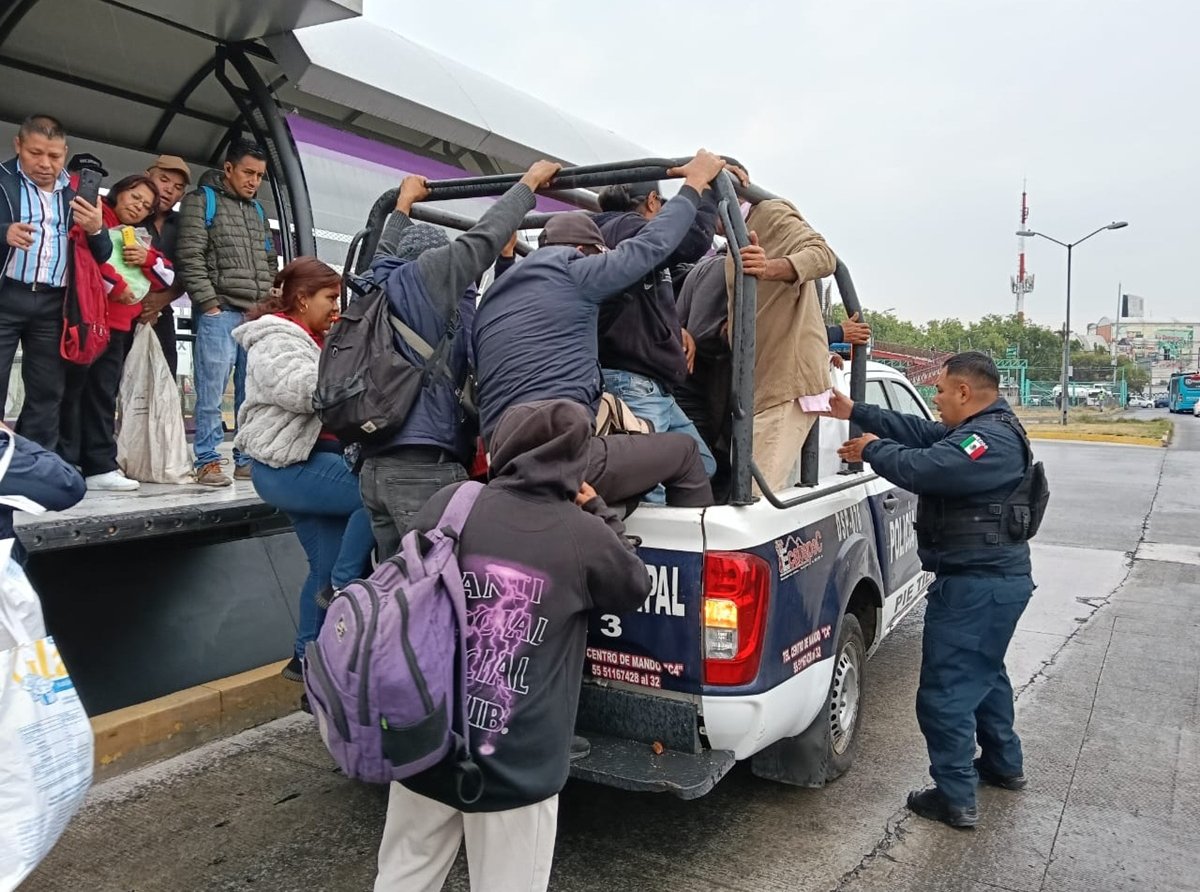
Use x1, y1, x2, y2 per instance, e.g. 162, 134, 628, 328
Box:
853, 397, 1031, 576
474, 186, 703, 442
368, 183, 536, 463
370, 257, 477, 462
1, 430, 86, 563
0, 157, 113, 275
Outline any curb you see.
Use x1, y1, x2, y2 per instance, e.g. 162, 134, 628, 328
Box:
1026, 431, 1165, 448
90, 660, 301, 781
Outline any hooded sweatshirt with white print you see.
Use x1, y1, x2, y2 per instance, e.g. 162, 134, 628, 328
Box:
401, 399, 651, 812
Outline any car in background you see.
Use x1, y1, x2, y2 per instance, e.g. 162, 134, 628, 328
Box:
1154, 396, 1170, 409
1128, 396, 1154, 409
1194, 400, 1199, 417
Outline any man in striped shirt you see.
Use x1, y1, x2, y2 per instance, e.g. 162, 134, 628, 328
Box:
0, 114, 109, 449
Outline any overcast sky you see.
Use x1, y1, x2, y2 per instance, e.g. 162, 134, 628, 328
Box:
367, 1, 1198, 331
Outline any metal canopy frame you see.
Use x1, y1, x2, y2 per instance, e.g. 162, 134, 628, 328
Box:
350, 158, 869, 508
0, 1, 319, 259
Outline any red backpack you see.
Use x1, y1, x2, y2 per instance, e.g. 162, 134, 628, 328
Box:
60, 225, 111, 365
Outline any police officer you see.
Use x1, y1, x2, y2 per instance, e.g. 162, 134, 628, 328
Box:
827, 351, 1044, 829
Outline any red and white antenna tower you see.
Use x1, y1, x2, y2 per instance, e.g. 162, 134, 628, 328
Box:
1010, 180, 1035, 320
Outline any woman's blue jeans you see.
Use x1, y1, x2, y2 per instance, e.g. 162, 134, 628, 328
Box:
251, 452, 375, 660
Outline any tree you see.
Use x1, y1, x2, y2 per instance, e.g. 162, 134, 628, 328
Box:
829, 304, 1064, 378
1069, 350, 1149, 393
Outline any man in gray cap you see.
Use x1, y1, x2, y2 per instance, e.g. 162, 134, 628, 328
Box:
358, 159, 561, 560
139, 154, 192, 378
472, 149, 728, 508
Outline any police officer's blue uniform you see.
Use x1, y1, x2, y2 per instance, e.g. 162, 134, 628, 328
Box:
850, 396, 1036, 813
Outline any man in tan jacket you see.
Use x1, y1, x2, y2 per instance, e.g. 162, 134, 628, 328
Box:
727, 200, 836, 492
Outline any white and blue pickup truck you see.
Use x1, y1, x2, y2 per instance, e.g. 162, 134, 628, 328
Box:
355, 158, 935, 799
570, 361, 934, 798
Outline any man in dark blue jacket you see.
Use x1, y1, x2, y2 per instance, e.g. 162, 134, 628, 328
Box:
359, 160, 560, 559
0, 422, 85, 563
828, 352, 1039, 829
0, 115, 110, 450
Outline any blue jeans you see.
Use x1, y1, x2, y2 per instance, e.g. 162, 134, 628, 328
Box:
916, 574, 1033, 808
251, 453, 376, 660
193, 308, 248, 469
602, 369, 717, 501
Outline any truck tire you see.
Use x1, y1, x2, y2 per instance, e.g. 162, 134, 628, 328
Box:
749, 613, 868, 787
825, 612, 867, 780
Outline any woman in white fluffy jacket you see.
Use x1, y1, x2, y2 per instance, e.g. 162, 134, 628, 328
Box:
233, 258, 374, 681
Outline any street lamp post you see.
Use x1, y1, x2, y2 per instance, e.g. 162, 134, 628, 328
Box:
1016, 222, 1129, 425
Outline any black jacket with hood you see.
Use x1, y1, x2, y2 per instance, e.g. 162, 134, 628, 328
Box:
591, 189, 718, 391
402, 399, 650, 811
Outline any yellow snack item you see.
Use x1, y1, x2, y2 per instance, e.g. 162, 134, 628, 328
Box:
121, 226, 137, 247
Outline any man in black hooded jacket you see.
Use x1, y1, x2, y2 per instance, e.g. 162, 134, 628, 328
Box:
373, 399, 651, 892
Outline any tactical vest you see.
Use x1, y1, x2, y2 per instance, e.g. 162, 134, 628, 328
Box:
914, 414, 1049, 552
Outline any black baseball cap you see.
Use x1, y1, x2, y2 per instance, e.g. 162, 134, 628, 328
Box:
539, 212, 607, 250
67, 152, 108, 177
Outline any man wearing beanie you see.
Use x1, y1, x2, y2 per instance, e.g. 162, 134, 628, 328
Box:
358, 159, 561, 560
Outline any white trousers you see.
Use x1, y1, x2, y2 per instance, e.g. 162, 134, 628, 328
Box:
374, 782, 559, 892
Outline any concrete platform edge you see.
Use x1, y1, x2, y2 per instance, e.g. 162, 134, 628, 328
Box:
89, 660, 300, 781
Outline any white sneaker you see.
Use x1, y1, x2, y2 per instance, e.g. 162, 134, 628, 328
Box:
86, 470, 140, 492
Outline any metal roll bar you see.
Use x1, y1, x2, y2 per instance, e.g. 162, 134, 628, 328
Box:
353, 157, 868, 508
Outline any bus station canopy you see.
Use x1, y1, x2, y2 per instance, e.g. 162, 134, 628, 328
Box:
0, 1, 647, 174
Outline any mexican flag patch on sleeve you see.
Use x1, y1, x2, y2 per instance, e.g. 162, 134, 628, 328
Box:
959, 433, 988, 460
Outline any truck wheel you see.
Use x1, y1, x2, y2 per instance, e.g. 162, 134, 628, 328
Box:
825, 613, 866, 780
749, 612, 868, 787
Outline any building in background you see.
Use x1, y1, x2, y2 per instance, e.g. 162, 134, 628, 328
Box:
1089, 316, 1200, 393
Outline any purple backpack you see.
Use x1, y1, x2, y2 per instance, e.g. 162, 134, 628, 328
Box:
305, 481, 484, 800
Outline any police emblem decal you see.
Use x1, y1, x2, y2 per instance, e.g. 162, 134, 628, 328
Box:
959, 434, 988, 460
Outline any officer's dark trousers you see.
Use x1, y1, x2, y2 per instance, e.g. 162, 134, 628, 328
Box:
917, 574, 1034, 808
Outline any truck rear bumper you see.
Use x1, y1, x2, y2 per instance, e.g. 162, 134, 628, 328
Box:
569, 734, 736, 799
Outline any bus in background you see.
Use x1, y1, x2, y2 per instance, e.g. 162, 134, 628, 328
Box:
1167, 371, 1200, 413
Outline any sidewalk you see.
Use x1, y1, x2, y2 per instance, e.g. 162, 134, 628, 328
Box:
838, 451, 1200, 891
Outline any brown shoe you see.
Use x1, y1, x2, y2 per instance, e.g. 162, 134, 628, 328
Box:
233, 464, 252, 481
195, 461, 232, 487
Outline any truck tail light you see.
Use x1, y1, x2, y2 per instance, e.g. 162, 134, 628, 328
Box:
703, 551, 771, 686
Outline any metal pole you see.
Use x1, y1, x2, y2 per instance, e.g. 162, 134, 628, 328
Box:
1061, 244, 1073, 425
1113, 280, 1121, 360
225, 47, 317, 258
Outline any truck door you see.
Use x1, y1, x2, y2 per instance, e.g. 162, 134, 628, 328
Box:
863, 377, 928, 629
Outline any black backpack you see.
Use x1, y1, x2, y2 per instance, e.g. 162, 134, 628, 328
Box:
314, 282, 466, 445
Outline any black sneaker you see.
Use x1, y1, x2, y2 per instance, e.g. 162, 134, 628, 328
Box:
906, 788, 978, 829
281, 656, 304, 682
975, 758, 1028, 791
569, 735, 592, 762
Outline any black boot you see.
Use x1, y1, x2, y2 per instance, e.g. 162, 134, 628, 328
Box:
315, 586, 337, 611
280, 655, 304, 682
569, 735, 592, 762
906, 787, 978, 829
975, 757, 1027, 791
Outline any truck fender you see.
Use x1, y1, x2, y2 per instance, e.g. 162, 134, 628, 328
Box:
750, 534, 882, 788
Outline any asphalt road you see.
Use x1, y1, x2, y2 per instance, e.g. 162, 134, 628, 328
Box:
23, 428, 1187, 892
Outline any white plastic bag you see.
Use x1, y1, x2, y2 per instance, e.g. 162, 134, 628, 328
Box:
0, 550, 94, 891
117, 324, 193, 484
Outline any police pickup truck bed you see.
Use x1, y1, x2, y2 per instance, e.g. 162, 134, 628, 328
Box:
570, 361, 934, 798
